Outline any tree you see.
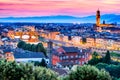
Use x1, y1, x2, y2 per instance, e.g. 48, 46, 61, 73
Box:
88, 52, 101, 65
0, 60, 58, 80
63, 65, 112, 80
95, 63, 108, 70
92, 52, 99, 58
24, 43, 31, 50
0, 60, 34, 80
33, 59, 47, 67
20, 63, 34, 80
36, 43, 43, 52
17, 41, 47, 57
17, 41, 26, 48
27, 43, 32, 51
105, 64, 120, 78
88, 58, 100, 65
31, 44, 37, 52
103, 51, 111, 64
96, 63, 120, 78
40, 59, 47, 67
34, 67, 58, 80
36, 43, 47, 56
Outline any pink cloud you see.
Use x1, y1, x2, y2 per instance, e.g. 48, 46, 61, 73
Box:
0, 0, 120, 17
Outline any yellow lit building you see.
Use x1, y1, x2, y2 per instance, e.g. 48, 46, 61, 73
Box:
5, 52, 14, 61
86, 37, 96, 47
0, 36, 3, 46
7, 26, 39, 43
96, 9, 114, 32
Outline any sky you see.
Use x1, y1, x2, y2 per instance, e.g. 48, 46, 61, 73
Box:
0, 0, 120, 17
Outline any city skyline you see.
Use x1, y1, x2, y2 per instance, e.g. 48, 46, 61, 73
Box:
0, 0, 120, 17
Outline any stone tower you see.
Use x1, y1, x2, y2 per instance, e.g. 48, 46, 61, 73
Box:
96, 9, 100, 26
47, 41, 53, 68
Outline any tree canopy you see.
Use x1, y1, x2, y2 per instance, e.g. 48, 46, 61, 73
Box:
88, 51, 111, 65
103, 51, 111, 64
96, 63, 120, 78
0, 60, 58, 80
33, 59, 47, 67
17, 41, 47, 56
88, 51, 120, 79
63, 65, 112, 80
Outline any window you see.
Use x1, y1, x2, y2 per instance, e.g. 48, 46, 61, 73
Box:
60, 57, 62, 60
71, 56, 74, 58
79, 61, 81, 64
63, 56, 65, 59
86, 54, 88, 57
82, 61, 84, 65
82, 55, 84, 58
75, 60, 78, 63
76, 55, 78, 58
79, 56, 81, 58
6, 53, 11, 57
66, 56, 68, 59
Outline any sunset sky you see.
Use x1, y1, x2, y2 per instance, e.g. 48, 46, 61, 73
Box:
0, 0, 120, 17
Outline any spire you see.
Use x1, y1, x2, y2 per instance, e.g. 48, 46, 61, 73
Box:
97, 8, 100, 13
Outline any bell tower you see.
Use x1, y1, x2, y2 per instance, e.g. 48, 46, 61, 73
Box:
96, 9, 100, 26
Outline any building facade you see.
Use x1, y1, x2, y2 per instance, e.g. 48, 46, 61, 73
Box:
52, 46, 91, 68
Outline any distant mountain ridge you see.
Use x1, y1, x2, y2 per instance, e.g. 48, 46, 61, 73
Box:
0, 14, 120, 23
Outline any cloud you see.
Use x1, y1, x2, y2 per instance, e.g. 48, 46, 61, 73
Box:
0, 0, 120, 17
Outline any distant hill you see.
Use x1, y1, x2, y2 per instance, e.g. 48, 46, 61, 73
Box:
0, 14, 120, 23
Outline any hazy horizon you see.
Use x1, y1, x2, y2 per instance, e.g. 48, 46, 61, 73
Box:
0, 14, 120, 23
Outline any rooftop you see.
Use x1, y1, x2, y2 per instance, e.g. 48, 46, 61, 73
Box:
13, 51, 46, 59
62, 46, 79, 53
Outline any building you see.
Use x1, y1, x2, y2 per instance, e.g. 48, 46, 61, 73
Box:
96, 9, 100, 26
7, 26, 39, 43
104, 27, 120, 34
96, 9, 114, 28
86, 37, 96, 47
4, 49, 49, 63
52, 46, 91, 68
4, 49, 15, 61
0, 50, 4, 58
14, 51, 49, 63
95, 9, 115, 32
0, 36, 3, 46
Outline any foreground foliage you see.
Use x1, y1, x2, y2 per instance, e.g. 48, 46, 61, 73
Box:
63, 65, 112, 80
88, 51, 120, 79
0, 60, 113, 80
96, 63, 120, 79
88, 51, 111, 65
0, 60, 57, 80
